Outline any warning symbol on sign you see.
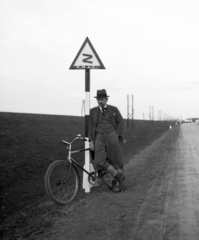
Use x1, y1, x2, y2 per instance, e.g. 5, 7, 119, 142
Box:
69, 37, 105, 70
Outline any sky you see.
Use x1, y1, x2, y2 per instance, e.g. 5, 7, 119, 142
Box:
0, 0, 199, 120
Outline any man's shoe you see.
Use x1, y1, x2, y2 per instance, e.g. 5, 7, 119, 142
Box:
112, 180, 121, 193
114, 173, 126, 191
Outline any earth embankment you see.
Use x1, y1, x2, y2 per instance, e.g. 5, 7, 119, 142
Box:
41, 123, 199, 240
41, 122, 184, 240
0, 112, 177, 239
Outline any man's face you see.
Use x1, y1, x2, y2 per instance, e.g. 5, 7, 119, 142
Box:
97, 98, 108, 108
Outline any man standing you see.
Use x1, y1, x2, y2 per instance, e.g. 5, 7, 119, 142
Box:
89, 89, 125, 192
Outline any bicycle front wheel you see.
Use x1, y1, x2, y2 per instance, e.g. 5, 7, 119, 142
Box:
45, 160, 80, 205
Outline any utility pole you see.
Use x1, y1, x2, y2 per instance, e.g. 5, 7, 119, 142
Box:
127, 95, 129, 127
152, 106, 154, 124
149, 106, 152, 123
127, 94, 134, 128
132, 95, 134, 129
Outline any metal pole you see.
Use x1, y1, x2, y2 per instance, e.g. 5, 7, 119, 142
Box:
127, 95, 129, 127
152, 106, 154, 124
132, 95, 134, 129
149, 106, 151, 123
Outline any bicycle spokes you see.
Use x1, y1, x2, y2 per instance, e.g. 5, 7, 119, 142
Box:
45, 160, 79, 205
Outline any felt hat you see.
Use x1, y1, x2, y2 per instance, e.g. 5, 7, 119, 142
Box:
94, 89, 110, 98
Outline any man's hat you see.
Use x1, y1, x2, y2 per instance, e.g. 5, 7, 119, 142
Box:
94, 89, 110, 98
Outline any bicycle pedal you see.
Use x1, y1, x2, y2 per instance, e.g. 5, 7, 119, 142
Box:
92, 178, 102, 187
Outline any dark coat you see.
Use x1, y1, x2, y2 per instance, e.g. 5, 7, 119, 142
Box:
89, 104, 125, 142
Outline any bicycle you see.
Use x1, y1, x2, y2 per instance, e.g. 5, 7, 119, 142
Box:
45, 134, 114, 205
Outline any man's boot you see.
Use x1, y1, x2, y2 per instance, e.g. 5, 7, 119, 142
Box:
112, 180, 120, 193
114, 172, 125, 191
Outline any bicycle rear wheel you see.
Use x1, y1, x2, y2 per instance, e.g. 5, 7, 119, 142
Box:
45, 160, 80, 205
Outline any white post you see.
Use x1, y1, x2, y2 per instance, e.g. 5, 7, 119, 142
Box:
83, 69, 92, 193
83, 137, 91, 192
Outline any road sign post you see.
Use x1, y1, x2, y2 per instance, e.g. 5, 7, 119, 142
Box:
69, 37, 105, 192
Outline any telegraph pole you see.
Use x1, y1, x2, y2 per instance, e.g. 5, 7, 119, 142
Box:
152, 106, 154, 124
127, 95, 129, 127
127, 94, 134, 128
132, 95, 134, 129
149, 106, 151, 123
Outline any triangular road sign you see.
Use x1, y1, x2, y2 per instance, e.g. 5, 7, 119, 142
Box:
70, 37, 105, 69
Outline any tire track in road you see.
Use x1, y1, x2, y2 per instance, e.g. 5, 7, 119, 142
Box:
131, 123, 199, 240
172, 124, 199, 240
129, 130, 178, 240
154, 123, 199, 240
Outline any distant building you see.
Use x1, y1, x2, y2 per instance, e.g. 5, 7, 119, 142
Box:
182, 118, 199, 123
183, 119, 192, 123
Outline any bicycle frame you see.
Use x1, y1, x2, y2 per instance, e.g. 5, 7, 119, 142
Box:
62, 135, 95, 178
45, 134, 114, 205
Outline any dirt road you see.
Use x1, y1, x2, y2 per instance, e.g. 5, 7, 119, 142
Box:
167, 123, 199, 240
41, 123, 199, 240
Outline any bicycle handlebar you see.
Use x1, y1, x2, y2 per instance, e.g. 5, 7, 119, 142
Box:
60, 134, 88, 146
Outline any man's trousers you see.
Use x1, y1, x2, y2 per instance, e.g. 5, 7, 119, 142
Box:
94, 131, 123, 171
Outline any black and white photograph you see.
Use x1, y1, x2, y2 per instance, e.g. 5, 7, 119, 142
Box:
1, 0, 199, 239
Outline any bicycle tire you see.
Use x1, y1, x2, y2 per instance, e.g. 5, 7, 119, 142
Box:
45, 160, 80, 205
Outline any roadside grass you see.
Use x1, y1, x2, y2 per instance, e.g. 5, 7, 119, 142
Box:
0, 112, 176, 239
1, 196, 87, 240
